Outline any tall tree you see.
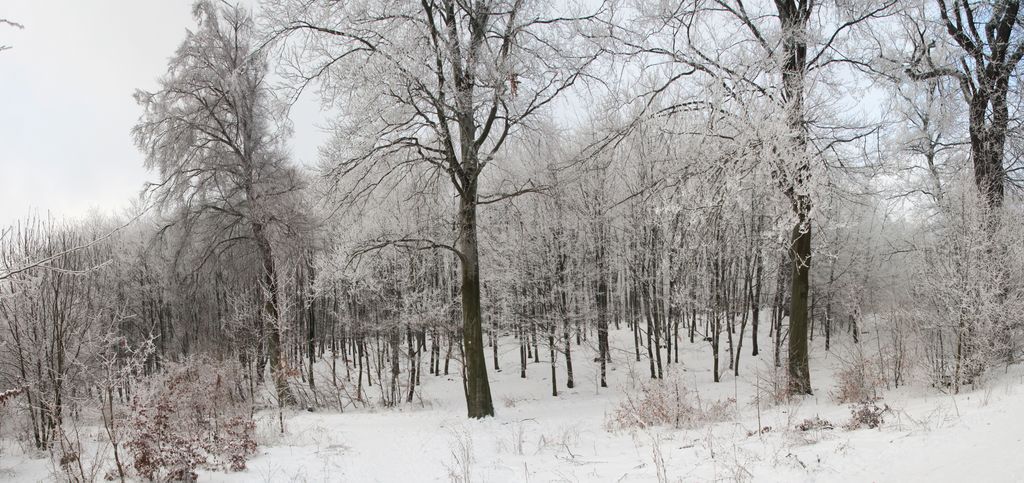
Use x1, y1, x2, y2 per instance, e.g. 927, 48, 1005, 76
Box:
133, 1, 304, 405
907, 0, 1024, 212
619, 0, 895, 395
773, 0, 815, 396
269, 0, 603, 418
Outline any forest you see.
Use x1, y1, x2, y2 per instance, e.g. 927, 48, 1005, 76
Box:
2, 0, 1024, 481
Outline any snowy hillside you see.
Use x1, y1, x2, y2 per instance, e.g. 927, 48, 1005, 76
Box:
184, 332, 1024, 482
5, 1, 1024, 482
6, 328, 1019, 483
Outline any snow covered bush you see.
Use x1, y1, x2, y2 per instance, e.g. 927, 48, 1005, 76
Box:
125, 358, 255, 481
795, 416, 834, 432
844, 401, 889, 430
832, 348, 883, 404
607, 377, 734, 430
901, 186, 1024, 392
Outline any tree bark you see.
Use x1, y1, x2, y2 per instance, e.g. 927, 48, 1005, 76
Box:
307, 256, 317, 389
777, 0, 813, 396
253, 222, 294, 406
596, 243, 610, 388
787, 208, 812, 394
457, 194, 495, 418
751, 234, 763, 357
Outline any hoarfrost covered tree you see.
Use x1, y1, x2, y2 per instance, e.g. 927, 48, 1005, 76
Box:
0, 217, 122, 450
885, 0, 1024, 385
617, 0, 896, 395
885, 5, 1024, 386
133, 1, 305, 406
906, 0, 1024, 213
267, 0, 605, 418
8, 1, 1024, 478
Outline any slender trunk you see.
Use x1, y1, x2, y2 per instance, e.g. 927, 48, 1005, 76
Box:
444, 332, 453, 376
356, 340, 364, 402
519, 322, 527, 379
645, 292, 656, 379
712, 256, 721, 383
596, 243, 610, 388
751, 241, 763, 357
531, 320, 540, 363
649, 286, 663, 379
307, 257, 317, 390
773, 251, 786, 368
726, 266, 735, 372
825, 257, 835, 351
632, 282, 642, 362
407, 329, 417, 403
564, 320, 574, 389
735, 257, 751, 376
491, 319, 500, 372
549, 325, 558, 397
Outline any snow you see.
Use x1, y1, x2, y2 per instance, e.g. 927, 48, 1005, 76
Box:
3, 328, 1023, 482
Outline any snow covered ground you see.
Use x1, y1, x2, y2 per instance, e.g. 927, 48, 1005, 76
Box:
3, 328, 1023, 482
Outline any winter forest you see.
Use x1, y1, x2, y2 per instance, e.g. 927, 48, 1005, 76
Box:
2, 0, 1024, 481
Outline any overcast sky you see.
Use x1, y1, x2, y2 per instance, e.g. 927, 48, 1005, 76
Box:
0, 1, 324, 226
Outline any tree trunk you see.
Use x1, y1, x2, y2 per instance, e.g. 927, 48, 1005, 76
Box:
549, 325, 558, 397
596, 243, 610, 388
253, 222, 294, 406
777, 0, 812, 396
519, 322, 528, 379
751, 237, 763, 357
787, 208, 812, 395
307, 256, 317, 390
563, 318, 575, 389
491, 319, 500, 372
457, 193, 495, 418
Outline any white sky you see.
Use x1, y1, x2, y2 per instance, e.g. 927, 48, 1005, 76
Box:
0, 1, 325, 226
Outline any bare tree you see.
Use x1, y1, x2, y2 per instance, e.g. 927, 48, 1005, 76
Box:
268, 0, 604, 418
616, 0, 896, 395
907, 0, 1024, 213
0, 217, 120, 449
132, 1, 305, 405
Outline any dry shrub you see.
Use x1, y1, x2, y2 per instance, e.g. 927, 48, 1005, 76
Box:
126, 357, 255, 481
753, 363, 791, 407
832, 349, 883, 404
795, 416, 834, 432
746, 426, 772, 437
607, 377, 735, 430
844, 401, 889, 430
501, 395, 526, 408
443, 428, 474, 483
